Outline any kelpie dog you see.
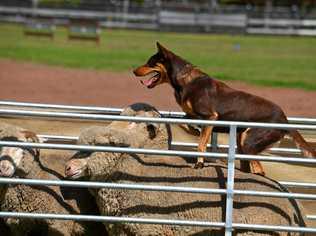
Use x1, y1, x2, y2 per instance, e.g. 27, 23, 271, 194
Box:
133, 42, 315, 175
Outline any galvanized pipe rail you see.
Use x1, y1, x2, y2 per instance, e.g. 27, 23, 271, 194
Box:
1, 134, 316, 234
37, 134, 303, 155
171, 141, 302, 154
1, 100, 316, 123
279, 181, 316, 189
0, 175, 316, 200
1, 211, 315, 234
0, 140, 316, 234
1, 140, 316, 165
1, 109, 316, 130
0, 103, 316, 235
0, 101, 184, 117
36, 134, 316, 189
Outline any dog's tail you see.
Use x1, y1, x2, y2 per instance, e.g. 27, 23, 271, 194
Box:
289, 130, 316, 158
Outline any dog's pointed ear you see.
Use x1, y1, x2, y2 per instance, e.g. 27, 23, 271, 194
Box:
156, 42, 169, 58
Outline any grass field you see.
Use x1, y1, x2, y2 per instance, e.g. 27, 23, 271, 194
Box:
0, 23, 316, 90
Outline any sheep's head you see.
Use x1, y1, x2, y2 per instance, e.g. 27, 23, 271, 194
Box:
65, 151, 119, 181
65, 103, 167, 180
0, 125, 40, 178
65, 151, 90, 179
65, 125, 130, 180
115, 102, 166, 149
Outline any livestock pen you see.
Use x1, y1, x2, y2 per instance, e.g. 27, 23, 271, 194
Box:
0, 100, 315, 235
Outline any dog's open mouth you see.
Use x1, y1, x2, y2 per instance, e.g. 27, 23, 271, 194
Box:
139, 71, 160, 88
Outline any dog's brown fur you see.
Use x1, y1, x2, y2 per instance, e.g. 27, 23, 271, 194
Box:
133, 42, 316, 175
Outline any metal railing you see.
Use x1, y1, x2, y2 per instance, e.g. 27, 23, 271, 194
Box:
34, 134, 307, 155
0, 101, 316, 235
1, 100, 316, 123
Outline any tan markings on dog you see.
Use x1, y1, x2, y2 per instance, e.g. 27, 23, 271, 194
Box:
195, 112, 218, 168
179, 124, 200, 136
181, 100, 194, 115
239, 128, 266, 175
196, 126, 213, 168
155, 63, 169, 83
240, 128, 251, 147
304, 150, 314, 158
182, 68, 205, 85
249, 160, 265, 176
134, 65, 153, 76
198, 126, 212, 153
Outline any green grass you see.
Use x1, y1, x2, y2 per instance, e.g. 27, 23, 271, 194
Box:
0, 23, 316, 90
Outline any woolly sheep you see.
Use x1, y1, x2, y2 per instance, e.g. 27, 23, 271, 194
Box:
65, 103, 307, 236
0, 122, 106, 236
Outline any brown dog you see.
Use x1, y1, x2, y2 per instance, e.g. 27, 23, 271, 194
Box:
133, 42, 315, 175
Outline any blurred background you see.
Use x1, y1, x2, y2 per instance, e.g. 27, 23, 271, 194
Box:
0, 0, 315, 115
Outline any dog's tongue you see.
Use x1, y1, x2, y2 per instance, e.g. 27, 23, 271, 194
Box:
141, 78, 154, 87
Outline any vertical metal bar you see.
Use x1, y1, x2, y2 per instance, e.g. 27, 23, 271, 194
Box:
225, 125, 237, 236
211, 131, 218, 152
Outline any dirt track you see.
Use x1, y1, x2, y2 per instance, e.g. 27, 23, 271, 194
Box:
0, 59, 315, 117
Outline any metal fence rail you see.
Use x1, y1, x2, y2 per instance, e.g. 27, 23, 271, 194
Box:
1, 100, 316, 123
0, 102, 315, 235
1, 108, 316, 130
0, 140, 316, 234
36, 134, 304, 155
2, 140, 316, 165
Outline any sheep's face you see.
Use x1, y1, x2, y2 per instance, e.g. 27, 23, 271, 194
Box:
0, 145, 24, 177
0, 131, 39, 178
65, 152, 89, 179
120, 106, 162, 140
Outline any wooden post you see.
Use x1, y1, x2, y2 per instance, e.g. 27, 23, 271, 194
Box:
123, 0, 129, 27
264, 0, 273, 19
32, 0, 38, 17
210, 0, 218, 11
155, 0, 161, 30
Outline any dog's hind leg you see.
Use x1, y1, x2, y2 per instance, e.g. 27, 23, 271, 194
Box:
238, 128, 286, 175
237, 131, 262, 174
237, 132, 251, 173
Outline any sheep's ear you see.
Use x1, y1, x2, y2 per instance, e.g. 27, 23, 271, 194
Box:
147, 123, 159, 140
20, 130, 41, 156
21, 130, 40, 143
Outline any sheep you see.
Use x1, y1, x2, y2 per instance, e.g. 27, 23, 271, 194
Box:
65, 103, 307, 236
0, 122, 106, 236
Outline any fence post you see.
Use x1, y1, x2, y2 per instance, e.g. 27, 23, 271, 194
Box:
155, 0, 161, 30
225, 125, 237, 236
211, 131, 218, 152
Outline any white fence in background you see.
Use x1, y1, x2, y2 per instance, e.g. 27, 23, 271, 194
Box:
1, 6, 316, 35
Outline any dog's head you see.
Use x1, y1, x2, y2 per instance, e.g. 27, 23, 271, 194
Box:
133, 42, 195, 89
134, 42, 179, 89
